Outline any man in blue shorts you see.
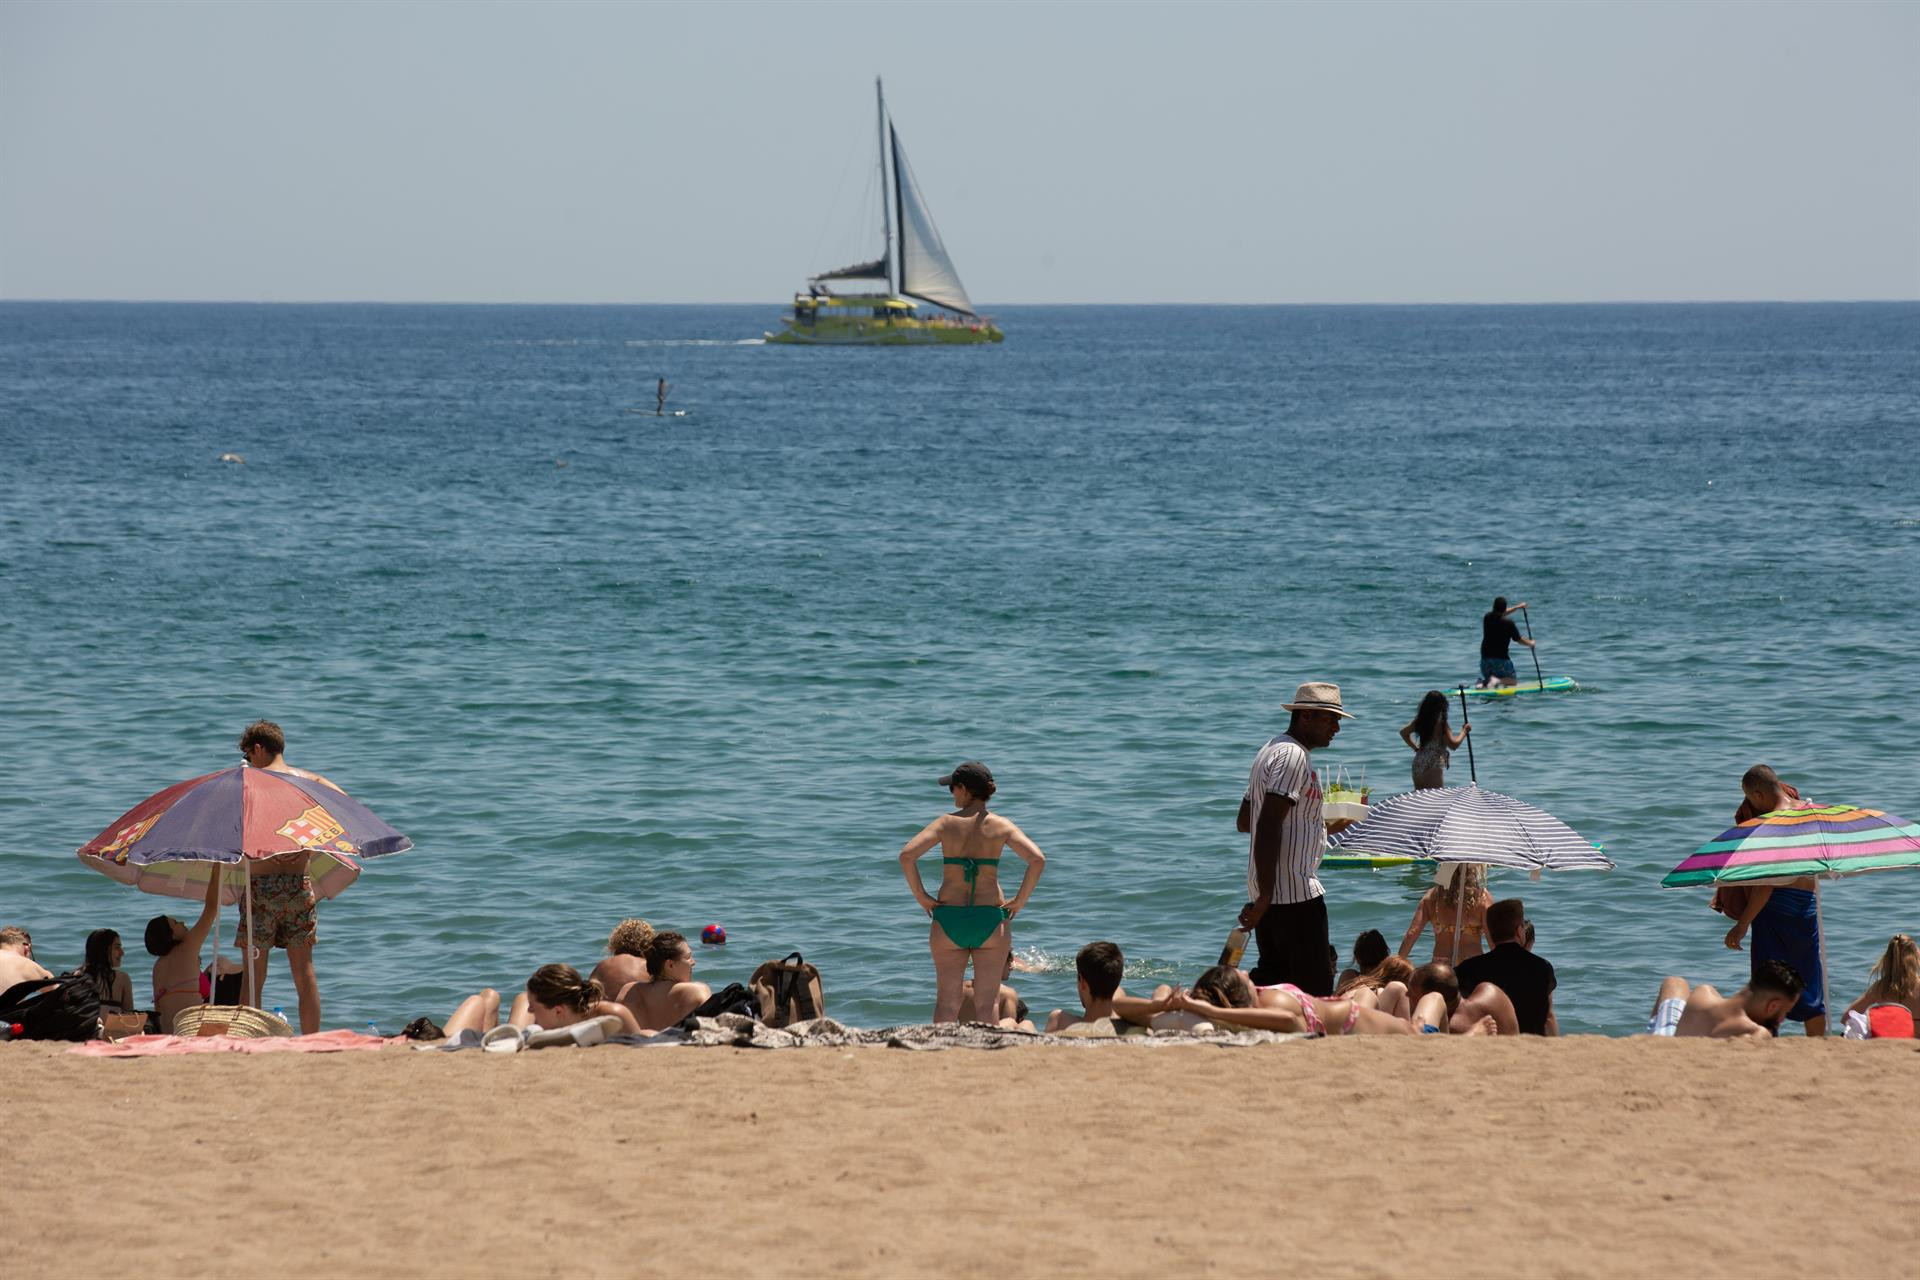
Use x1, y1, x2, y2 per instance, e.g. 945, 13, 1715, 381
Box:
1476, 596, 1535, 688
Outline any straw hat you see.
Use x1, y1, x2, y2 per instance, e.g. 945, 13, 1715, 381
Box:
1282, 681, 1355, 719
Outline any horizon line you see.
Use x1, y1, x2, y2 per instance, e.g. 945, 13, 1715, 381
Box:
4, 296, 1918, 309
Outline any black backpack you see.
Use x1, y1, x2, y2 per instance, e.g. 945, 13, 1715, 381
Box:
678, 982, 759, 1030
0, 973, 102, 1041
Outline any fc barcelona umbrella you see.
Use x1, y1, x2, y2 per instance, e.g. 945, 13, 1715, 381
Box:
77, 765, 412, 1013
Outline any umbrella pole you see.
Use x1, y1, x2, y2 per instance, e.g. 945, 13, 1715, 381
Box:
1456, 685, 1477, 784
245, 864, 256, 1010
1521, 606, 1546, 688
208, 865, 222, 1001
1815, 879, 1831, 1036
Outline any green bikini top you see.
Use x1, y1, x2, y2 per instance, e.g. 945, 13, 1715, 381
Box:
943, 856, 999, 905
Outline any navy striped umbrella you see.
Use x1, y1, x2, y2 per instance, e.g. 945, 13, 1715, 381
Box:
1328, 784, 1611, 874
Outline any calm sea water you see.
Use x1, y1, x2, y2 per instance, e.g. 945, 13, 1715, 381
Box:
2, 301, 1917, 1035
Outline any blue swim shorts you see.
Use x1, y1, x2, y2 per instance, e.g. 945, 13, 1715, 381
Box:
1479, 657, 1517, 681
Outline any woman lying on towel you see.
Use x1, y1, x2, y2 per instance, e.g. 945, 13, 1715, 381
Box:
1127, 965, 1452, 1036
1333, 954, 1417, 1018
445, 963, 643, 1046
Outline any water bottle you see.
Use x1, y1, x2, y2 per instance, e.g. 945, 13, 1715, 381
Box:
1218, 926, 1251, 969
365, 1020, 380, 1037
272, 1006, 286, 1027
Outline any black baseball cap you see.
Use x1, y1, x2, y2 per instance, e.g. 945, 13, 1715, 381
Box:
937, 761, 995, 796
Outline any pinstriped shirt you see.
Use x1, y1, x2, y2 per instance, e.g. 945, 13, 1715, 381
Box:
1245, 733, 1325, 905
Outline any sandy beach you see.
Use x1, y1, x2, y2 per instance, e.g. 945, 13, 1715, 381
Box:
11, 1034, 1918, 1278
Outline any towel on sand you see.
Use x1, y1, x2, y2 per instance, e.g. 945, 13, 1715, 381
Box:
70, 1030, 394, 1057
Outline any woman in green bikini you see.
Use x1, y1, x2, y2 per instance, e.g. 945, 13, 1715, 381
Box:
898, 761, 1047, 1024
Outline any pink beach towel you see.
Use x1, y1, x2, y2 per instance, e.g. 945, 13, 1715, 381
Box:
70, 1030, 396, 1057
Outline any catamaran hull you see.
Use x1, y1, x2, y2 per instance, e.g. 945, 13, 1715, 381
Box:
766, 322, 1003, 346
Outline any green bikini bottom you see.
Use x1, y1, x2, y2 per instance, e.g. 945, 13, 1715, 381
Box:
932, 904, 1011, 951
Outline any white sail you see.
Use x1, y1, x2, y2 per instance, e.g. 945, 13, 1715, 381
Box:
890, 125, 977, 316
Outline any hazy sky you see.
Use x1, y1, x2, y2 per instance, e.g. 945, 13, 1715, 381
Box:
3, 0, 1915, 304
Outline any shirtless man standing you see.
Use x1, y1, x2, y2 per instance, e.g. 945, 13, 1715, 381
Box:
0, 926, 53, 994
1645, 961, 1804, 1039
236, 720, 342, 1033
899, 761, 1047, 1024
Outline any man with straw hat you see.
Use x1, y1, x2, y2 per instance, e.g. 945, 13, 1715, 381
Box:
1236, 682, 1353, 997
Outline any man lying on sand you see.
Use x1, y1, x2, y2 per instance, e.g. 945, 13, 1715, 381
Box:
1045, 941, 1124, 1032
1645, 960, 1803, 1039
958, 980, 1033, 1029
1409, 962, 1513, 1036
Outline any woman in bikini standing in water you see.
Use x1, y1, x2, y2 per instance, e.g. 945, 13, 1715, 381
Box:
898, 761, 1047, 1024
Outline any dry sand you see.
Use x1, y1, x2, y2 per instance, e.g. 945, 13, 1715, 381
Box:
10, 1035, 1919, 1278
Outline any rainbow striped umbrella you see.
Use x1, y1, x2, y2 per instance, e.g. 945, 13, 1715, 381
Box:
1664, 802, 1920, 1012
1662, 804, 1920, 888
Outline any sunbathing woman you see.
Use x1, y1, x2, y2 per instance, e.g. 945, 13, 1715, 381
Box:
445, 963, 642, 1041
143, 871, 224, 1033
1138, 965, 1447, 1036
1843, 934, 1920, 1035
1399, 690, 1469, 790
898, 761, 1047, 1024
1333, 954, 1416, 1018
1397, 863, 1492, 962
614, 931, 711, 1032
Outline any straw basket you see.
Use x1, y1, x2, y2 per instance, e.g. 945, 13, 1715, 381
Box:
172, 1004, 295, 1038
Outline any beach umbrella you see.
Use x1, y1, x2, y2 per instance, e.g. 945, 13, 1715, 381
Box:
1328, 784, 1612, 962
77, 765, 412, 1008
1660, 803, 1920, 1007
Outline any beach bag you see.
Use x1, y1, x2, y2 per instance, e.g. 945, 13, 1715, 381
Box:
680, 983, 759, 1029
750, 952, 825, 1028
0, 973, 102, 1041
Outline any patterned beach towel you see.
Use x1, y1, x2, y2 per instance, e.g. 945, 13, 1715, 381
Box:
69, 1029, 394, 1057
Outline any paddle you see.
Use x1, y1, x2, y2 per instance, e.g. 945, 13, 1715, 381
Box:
1520, 605, 1546, 688
1455, 685, 1477, 783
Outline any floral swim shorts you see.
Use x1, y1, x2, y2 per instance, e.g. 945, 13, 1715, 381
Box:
232, 874, 317, 951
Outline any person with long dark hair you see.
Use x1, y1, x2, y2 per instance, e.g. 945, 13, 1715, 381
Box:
81, 929, 134, 1014
1398, 690, 1469, 789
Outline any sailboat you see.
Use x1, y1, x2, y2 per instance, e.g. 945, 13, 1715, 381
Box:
767, 79, 1002, 346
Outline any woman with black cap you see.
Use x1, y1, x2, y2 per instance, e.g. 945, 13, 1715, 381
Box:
898, 761, 1048, 1024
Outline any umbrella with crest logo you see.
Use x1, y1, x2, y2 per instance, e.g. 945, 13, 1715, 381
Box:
77, 765, 411, 1023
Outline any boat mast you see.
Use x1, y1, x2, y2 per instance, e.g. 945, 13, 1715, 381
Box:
876, 76, 894, 296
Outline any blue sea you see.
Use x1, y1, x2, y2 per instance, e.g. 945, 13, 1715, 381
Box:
2, 301, 1917, 1035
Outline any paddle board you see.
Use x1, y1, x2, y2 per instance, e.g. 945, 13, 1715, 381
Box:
1322, 842, 1606, 872
1321, 852, 1433, 871
1460, 675, 1578, 698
